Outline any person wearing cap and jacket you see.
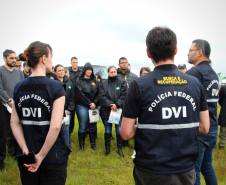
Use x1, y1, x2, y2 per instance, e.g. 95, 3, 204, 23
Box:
75, 62, 99, 151
178, 63, 187, 73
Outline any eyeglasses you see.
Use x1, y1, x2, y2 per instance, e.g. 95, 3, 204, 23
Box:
189, 49, 199, 53
120, 62, 128, 64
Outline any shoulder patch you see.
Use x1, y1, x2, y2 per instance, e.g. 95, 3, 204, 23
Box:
156, 76, 188, 85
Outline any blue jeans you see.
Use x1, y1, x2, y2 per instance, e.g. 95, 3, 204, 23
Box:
76, 105, 97, 133
64, 114, 71, 146
195, 129, 218, 185
102, 118, 122, 135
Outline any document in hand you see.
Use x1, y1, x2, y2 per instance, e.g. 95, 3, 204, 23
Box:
108, 108, 122, 124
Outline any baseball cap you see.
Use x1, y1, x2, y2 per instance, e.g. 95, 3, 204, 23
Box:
178, 63, 186, 69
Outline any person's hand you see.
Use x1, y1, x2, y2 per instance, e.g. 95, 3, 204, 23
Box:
90, 103, 96, 110
23, 153, 44, 173
66, 111, 71, 115
8, 98, 13, 107
22, 149, 29, 155
110, 104, 117, 112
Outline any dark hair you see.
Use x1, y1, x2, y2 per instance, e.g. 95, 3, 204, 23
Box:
64, 68, 68, 73
128, 63, 130, 66
71, 57, 78, 61
54, 64, 63, 72
24, 41, 52, 68
108, 65, 117, 72
119, 57, 127, 64
18, 53, 26, 61
192, 39, 211, 59
209, 59, 211, 64
146, 26, 177, 63
3, 49, 15, 58
140, 67, 151, 74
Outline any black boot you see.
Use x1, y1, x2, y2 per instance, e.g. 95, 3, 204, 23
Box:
89, 132, 97, 150
122, 140, 129, 148
116, 134, 124, 157
95, 129, 98, 139
105, 133, 111, 156
78, 132, 86, 151
111, 133, 115, 140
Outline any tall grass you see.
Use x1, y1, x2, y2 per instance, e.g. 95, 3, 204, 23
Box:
0, 116, 226, 184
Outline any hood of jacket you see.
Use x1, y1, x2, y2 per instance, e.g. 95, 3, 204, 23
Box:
79, 62, 95, 79
117, 68, 131, 75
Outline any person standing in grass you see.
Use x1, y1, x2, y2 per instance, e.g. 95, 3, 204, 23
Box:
186, 39, 219, 185
218, 85, 226, 150
121, 26, 210, 185
75, 62, 99, 151
55, 64, 75, 146
99, 66, 127, 157
10, 41, 70, 185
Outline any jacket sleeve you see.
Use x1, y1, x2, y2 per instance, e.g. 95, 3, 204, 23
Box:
98, 82, 113, 107
93, 80, 100, 106
75, 80, 92, 107
219, 86, 226, 106
116, 80, 127, 108
67, 84, 76, 112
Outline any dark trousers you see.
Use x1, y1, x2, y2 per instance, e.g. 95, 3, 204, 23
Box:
69, 110, 75, 134
7, 124, 17, 156
0, 103, 10, 168
133, 167, 196, 185
19, 162, 67, 185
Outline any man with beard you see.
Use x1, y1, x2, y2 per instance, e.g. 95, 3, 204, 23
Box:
186, 40, 218, 185
0, 50, 24, 171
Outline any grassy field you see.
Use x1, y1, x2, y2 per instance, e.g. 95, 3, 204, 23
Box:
0, 116, 226, 184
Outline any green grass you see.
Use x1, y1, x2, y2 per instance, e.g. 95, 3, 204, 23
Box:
0, 115, 226, 184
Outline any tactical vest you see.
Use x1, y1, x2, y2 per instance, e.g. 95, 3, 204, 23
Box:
194, 61, 219, 130
134, 64, 201, 174
13, 76, 70, 164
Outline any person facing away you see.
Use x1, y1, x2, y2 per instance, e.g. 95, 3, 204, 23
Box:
120, 26, 210, 185
99, 66, 127, 157
75, 62, 99, 151
55, 64, 75, 146
10, 41, 70, 185
186, 39, 219, 185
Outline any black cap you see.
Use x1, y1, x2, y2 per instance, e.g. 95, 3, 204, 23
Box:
178, 63, 186, 69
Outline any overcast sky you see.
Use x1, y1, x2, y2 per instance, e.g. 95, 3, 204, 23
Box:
1, 0, 226, 76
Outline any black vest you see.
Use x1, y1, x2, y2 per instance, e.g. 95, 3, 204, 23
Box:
134, 64, 201, 174
13, 76, 70, 164
194, 61, 219, 130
